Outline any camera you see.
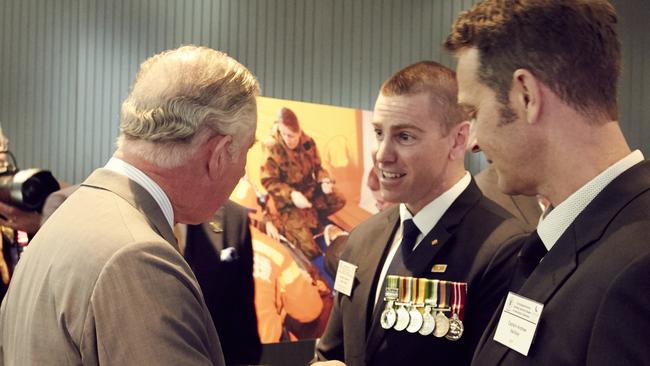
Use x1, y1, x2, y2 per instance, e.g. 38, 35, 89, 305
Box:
0, 151, 60, 213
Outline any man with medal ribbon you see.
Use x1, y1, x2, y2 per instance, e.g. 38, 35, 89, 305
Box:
446, 1, 650, 364
313, 61, 528, 366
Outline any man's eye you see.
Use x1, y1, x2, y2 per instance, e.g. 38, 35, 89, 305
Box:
398, 132, 414, 142
374, 128, 384, 140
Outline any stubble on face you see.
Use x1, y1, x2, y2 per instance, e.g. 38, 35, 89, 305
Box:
456, 48, 538, 196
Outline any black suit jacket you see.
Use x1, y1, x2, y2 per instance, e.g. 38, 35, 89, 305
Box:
185, 200, 262, 366
315, 180, 528, 366
475, 166, 541, 228
472, 161, 650, 365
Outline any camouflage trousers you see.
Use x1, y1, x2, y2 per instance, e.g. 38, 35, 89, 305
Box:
273, 190, 346, 260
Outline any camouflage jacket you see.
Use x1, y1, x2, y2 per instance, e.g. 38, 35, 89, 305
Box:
260, 128, 330, 211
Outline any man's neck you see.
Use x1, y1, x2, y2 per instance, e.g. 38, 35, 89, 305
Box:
540, 120, 631, 206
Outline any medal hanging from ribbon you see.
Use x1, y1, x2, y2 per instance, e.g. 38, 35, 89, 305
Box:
380, 275, 400, 329
394, 276, 411, 331
445, 282, 467, 341
433, 280, 451, 338
406, 277, 425, 333
419, 279, 437, 336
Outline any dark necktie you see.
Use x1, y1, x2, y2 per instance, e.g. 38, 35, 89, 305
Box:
374, 219, 420, 305
509, 231, 547, 292
369, 219, 421, 331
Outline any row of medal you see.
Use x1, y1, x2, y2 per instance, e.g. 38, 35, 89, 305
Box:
380, 276, 467, 341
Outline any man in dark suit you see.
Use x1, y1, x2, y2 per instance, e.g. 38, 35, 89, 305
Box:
446, 1, 650, 364
474, 165, 541, 228
184, 200, 262, 366
42, 191, 262, 366
313, 61, 528, 366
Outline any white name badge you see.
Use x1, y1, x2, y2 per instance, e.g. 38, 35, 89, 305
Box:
334, 260, 357, 296
493, 292, 544, 356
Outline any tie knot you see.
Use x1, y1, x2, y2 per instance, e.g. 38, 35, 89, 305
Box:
403, 219, 419, 236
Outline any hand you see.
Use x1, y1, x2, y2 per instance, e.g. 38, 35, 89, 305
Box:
290, 191, 312, 209
265, 221, 281, 240
321, 179, 333, 194
312, 362, 346, 366
0, 234, 9, 285
0, 201, 42, 234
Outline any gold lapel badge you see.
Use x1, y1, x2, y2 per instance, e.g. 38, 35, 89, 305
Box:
209, 221, 224, 233
431, 264, 447, 273
431, 239, 439, 246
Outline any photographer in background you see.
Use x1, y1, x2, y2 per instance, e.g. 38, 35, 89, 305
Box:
0, 128, 42, 235
0, 125, 58, 301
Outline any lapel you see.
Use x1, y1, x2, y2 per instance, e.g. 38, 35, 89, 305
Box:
81, 168, 178, 250
477, 160, 650, 364
190, 208, 226, 255
520, 161, 650, 304
348, 206, 400, 349
364, 180, 483, 359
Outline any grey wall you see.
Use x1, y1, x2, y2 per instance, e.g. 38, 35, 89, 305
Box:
0, 0, 648, 184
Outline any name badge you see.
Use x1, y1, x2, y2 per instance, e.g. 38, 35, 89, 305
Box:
334, 260, 357, 296
493, 292, 544, 356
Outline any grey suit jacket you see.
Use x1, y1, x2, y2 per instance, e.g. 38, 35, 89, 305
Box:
472, 161, 650, 365
315, 180, 528, 366
0, 169, 224, 365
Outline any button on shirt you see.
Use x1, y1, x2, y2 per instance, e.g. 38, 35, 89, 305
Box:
373, 172, 471, 307
537, 150, 644, 251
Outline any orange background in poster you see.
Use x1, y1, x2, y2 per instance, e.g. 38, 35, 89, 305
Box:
231, 96, 371, 230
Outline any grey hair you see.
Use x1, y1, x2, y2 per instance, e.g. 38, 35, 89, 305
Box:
118, 45, 260, 168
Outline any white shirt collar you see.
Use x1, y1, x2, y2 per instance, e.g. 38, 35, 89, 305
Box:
537, 150, 644, 251
399, 171, 471, 247
104, 157, 175, 229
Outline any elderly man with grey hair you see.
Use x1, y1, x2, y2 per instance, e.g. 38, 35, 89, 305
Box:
0, 46, 259, 366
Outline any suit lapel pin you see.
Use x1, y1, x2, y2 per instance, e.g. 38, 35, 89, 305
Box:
431, 264, 447, 273
431, 239, 439, 246
209, 221, 224, 233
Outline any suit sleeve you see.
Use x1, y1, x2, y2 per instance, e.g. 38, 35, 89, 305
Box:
80, 241, 224, 366
587, 252, 650, 365
313, 292, 345, 362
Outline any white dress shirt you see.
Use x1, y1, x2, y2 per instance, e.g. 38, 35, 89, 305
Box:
373, 172, 471, 307
537, 150, 644, 251
104, 157, 175, 229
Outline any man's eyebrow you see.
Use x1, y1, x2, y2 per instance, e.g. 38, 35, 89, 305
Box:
371, 122, 425, 133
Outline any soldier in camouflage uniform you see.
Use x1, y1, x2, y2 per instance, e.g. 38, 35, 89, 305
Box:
260, 107, 346, 260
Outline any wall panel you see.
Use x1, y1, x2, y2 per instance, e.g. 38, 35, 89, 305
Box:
0, 0, 648, 184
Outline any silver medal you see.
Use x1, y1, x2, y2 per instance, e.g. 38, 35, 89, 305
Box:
433, 311, 450, 338
406, 306, 424, 333
380, 301, 397, 329
394, 305, 410, 331
445, 313, 464, 341
418, 306, 436, 336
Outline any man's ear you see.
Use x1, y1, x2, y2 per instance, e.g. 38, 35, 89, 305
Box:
207, 134, 232, 180
512, 69, 543, 124
449, 120, 470, 161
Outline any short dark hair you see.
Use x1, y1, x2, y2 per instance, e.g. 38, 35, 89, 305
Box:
277, 107, 300, 133
380, 61, 468, 134
445, 0, 620, 121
